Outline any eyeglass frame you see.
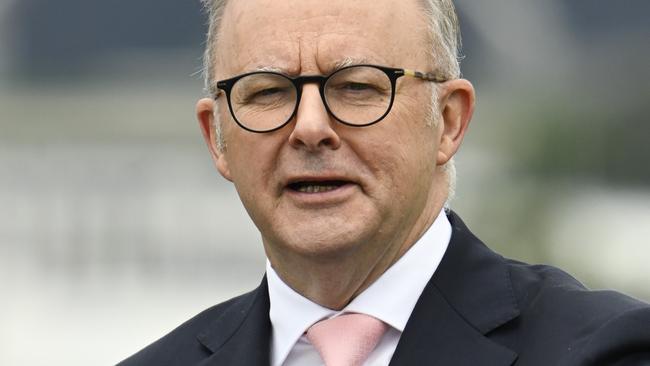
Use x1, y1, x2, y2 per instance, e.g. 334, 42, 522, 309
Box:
213, 64, 449, 133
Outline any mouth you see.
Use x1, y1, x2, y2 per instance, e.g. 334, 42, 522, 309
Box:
287, 180, 350, 194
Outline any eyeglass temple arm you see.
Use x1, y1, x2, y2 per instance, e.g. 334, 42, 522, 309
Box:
210, 88, 223, 100
403, 69, 448, 83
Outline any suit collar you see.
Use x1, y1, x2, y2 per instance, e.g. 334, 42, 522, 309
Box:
434, 211, 520, 334
389, 211, 519, 365
196, 278, 271, 366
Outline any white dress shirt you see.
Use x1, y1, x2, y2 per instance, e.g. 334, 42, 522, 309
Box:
266, 209, 452, 366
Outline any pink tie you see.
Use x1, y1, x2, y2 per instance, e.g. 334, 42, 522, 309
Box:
306, 313, 388, 366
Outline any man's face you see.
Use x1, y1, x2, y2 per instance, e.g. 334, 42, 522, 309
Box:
205, 0, 457, 263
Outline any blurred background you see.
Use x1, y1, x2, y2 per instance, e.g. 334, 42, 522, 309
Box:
1, 0, 649, 364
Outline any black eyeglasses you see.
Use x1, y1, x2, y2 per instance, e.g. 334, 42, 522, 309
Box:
214, 64, 447, 133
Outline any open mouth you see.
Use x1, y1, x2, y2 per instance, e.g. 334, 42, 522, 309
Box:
287, 180, 349, 194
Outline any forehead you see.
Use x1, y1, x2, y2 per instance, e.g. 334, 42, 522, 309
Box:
216, 0, 429, 77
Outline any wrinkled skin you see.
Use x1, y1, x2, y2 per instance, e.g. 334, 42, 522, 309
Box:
196, 0, 475, 309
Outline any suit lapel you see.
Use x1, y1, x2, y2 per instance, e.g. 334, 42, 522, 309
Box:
196, 278, 271, 366
389, 212, 519, 366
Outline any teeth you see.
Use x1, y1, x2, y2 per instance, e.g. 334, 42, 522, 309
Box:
296, 184, 340, 193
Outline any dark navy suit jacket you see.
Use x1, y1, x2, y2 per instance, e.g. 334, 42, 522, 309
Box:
119, 212, 650, 365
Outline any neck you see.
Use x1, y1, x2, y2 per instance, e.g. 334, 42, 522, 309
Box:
266, 186, 448, 310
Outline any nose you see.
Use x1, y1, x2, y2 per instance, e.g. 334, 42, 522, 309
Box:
288, 84, 341, 151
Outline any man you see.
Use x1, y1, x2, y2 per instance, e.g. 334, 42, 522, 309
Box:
120, 0, 650, 365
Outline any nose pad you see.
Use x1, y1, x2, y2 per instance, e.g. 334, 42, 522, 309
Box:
288, 84, 341, 151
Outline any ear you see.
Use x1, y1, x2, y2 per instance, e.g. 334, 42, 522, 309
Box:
196, 98, 232, 181
436, 79, 475, 166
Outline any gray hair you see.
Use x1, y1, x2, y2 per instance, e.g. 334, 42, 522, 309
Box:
199, 0, 462, 204
200, 0, 462, 94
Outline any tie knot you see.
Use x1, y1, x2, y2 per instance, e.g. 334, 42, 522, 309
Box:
306, 313, 388, 366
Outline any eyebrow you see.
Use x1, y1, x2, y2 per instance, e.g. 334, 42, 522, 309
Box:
253, 65, 287, 73
330, 57, 376, 72
251, 56, 378, 77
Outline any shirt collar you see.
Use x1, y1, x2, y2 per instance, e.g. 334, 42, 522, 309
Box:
266, 209, 452, 366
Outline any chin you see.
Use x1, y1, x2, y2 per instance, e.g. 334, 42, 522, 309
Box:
270, 219, 375, 260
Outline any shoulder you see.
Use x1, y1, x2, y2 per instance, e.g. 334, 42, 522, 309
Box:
446, 210, 650, 364
507, 259, 647, 317
504, 260, 650, 365
117, 289, 257, 366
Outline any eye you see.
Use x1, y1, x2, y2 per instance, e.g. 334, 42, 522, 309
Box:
341, 82, 374, 91
330, 80, 384, 95
232, 73, 295, 107
329, 80, 386, 99
243, 86, 292, 105
255, 87, 284, 97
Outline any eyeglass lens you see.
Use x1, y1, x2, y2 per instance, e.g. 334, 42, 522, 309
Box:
229, 66, 393, 131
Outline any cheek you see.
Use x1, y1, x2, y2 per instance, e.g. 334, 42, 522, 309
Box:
225, 141, 271, 195
360, 109, 438, 200
377, 105, 438, 166
360, 137, 412, 203
224, 132, 291, 222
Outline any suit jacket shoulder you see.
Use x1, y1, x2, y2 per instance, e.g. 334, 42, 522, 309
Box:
118, 284, 271, 366
501, 259, 650, 365
392, 211, 650, 366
